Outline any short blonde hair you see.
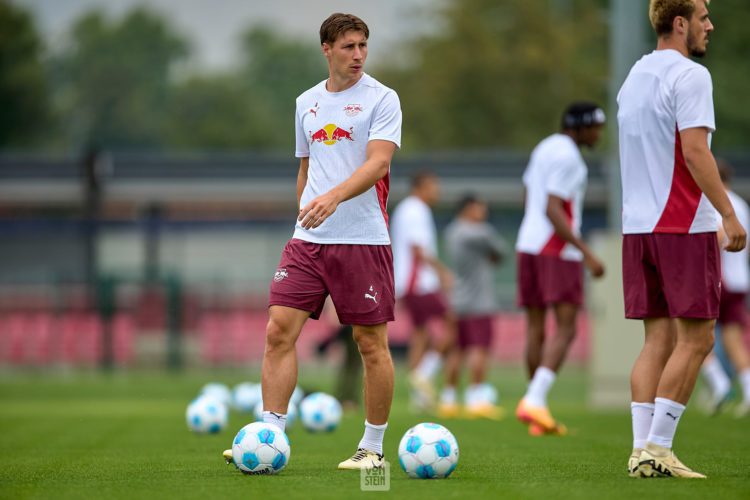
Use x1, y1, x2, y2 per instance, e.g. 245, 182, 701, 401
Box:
649, 0, 710, 36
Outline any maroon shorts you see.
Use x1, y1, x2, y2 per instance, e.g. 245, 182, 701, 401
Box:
457, 315, 494, 349
622, 233, 720, 319
516, 252, 583, 308
719, 289, 747, 327
400, 291, 448, 327
268, 239, 395, 325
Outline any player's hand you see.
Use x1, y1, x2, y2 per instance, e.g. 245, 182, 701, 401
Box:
722, 213, 747, 252
298, 192, 340, 230
439, 268, 454, 292
584, 254, 605, 278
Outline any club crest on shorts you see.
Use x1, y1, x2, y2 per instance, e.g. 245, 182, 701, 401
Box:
274, 268, 289, 282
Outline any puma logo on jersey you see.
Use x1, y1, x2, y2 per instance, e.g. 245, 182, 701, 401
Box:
310, 102, 319, 117
365, 292, 378, 303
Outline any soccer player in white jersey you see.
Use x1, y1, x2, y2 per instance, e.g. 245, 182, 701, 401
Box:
223, 13, 402, 470
391, 171, 455, 412
700, 160, 750, 417
618, 0, 746, 479
515, 102, 606, 436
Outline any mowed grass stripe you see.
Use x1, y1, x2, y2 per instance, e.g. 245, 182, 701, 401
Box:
0, 367, 748, 499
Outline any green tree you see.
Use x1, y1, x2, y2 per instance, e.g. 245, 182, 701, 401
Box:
377, 0, 609, 150
165, 75, 277, 149
54, 8, 188, 150
0, 2, 50, 147
704, 0, 750, 150
166, 26, 325, 150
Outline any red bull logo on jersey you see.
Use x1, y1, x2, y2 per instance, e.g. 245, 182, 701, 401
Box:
344, 104, 363, 117
309, 123, 355, 146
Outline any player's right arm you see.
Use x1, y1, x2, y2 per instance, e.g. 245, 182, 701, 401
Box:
546, 195, 605, 278
681, 127, 746, 252
296, 157, 309, 208
410, 244, 454, 290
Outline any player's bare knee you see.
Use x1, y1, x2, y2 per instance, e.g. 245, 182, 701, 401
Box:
265, 318, 295, 353
355, 334, 389, 362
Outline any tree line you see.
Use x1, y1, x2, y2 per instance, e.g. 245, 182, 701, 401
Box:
1, 0, 748, 153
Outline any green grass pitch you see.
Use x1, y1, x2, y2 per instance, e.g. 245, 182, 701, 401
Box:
1, 365, 748, 499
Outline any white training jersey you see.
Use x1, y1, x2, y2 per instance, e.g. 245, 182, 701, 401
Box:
293, 73, 402, 244
617, 49, 719, 234
515, 133, 587, 261
721, 190, 750, 292
390, 195, 441, 297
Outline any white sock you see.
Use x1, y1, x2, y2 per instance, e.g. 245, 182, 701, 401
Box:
262, 410, 287, 432
524, 366, 556, 407
647, 397, 685, 449
415, 350, 442, 380
358, 420, 387, 456
702, 356, 731, 400
739, 368, 750, 402
631, 402, 654, 449
440, 386, 457, 405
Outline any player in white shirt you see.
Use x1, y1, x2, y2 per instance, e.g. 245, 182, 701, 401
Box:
222, 13, 402, 471
700, 161, 750, 417
619, 1, 746, 479
515, 102, 605, 436
391, 171, 455, 412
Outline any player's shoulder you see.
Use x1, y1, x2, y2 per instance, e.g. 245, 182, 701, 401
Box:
296, 80, 327, 105
536, 133, 577, 158
358, 73, 400, 103
651, 50, 711, 83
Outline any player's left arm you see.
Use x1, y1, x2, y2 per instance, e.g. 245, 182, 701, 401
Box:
298, 140, 396, 230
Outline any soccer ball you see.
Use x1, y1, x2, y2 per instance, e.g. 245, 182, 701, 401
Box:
201, 382, 232, 407
231, 422, 291, 475
253, 400, 298, 429
290, 385, 305, 406
233, 382, 262, 413
299, 392, 342, 432
186, 395, 228, 433
398, 422, 459, 479
476, 382, 499, 405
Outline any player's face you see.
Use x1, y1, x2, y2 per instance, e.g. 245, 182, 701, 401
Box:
686, 1, 713, 58
470, 201, 488, 222
421, 177, 441, 206
579, 124, 603, 148
323, 30, 368, 81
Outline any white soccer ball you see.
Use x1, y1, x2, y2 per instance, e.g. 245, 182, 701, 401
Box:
290, 385, 305, 407
186, 395, 228, 434
299, 392, 342, 432
477, 382, 499, 405
233, 382, 262, 413
231, 422, 291, 475
398, 422, 459, 479
201, 382, 232, 407
253, 400, 298, 429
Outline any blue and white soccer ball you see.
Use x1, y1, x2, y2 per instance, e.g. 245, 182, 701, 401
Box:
233, 382, 262, 413
201, 382, 232, 407
290, 385, 305, 407
477, 382, 498, 405
231, 422, 291, 475
299, 392, 342, 432
253, 400, 298, 429
186, 395, 228, 433
398, 422, 459, 479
